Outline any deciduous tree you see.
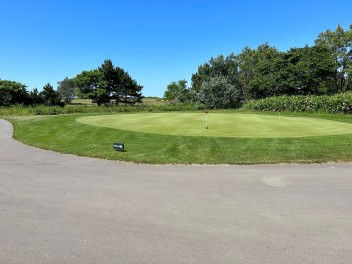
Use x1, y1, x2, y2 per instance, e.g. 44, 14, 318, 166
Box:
0, 79, 29, 106
280, 45, 337, 95
237, 43, 282, 99
57, 77, 75, 103
315, 24, 352, 91
164, 79, 189, 102
190, 53, 243, 106
197, 75, 242, 109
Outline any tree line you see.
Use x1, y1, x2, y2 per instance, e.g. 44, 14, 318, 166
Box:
0, 60, 143, 107
164, 24, 352, 108
0, 80, 63, 107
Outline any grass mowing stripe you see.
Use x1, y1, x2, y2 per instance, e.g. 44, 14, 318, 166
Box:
6, 113, 352, 164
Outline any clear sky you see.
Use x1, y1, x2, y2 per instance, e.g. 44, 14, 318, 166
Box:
1, 0, 351, 97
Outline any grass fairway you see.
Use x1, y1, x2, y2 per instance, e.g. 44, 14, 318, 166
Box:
7, 112, 352, 164
76, 113, 352, 138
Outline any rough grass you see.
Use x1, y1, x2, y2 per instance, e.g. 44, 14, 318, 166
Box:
6, 112, 352, 164
0, 103, 197, 116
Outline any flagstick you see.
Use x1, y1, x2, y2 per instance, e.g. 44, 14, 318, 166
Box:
205, 111, 208, 129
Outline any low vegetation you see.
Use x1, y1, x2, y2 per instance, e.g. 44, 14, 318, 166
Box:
2, 93, 352, 116
6, 112, 352, 165
243, 92, 352, 114
0, 103, 197, 116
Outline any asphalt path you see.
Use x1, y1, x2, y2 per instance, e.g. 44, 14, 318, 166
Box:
1, 119, 351, 264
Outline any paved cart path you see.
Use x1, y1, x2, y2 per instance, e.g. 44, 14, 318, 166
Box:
1, 119, 352, 264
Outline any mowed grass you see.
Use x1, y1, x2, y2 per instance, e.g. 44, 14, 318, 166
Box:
7, 112, 352, 164
77, 113, 352, 138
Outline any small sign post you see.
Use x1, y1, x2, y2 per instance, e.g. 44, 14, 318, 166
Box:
205, 111, 208, 129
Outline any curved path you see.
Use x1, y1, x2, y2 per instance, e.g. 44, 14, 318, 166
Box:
1, 119, 351, 264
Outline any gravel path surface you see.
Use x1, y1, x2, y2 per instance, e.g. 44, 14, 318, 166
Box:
1, 119, 351, 264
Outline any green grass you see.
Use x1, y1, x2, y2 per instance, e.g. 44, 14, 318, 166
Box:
69, 99, 97, 105
76, 113, 352, 138
6, 111, 352, 164
141, 96, 167, 105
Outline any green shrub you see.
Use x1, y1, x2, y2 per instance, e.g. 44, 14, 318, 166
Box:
0, 105, 31, 116
243, 93, 352, 114
0, 103, 198, 116
30, 105, 65, 115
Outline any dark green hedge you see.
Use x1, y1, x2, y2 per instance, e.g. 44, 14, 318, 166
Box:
243, 93, 352, 114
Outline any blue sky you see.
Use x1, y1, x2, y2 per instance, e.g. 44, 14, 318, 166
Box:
1, 0, 351, 97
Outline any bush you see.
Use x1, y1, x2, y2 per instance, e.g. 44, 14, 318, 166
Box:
243, 93, 352, 114
0, 105, 32, 116
0, 103, 198, 116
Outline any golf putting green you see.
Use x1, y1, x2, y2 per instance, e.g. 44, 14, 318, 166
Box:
76, 113, 352, 138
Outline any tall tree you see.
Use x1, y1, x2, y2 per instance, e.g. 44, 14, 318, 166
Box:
29, 88, 44, 106
237, 43, 337, 98
57, 77, 75, 104
98, 59, 118, 100
74, 60, 143, 106
116, 68, 143, 105
74, 70, 109, 106
197, 75, 241, 109
191, 53, 243, 105
280, 45, 337, 95
164, 79, 189, 102
315, 24, 352, 91
0, 79, 29, 106
40, 83, 63, 106
237, 43, 283, 99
